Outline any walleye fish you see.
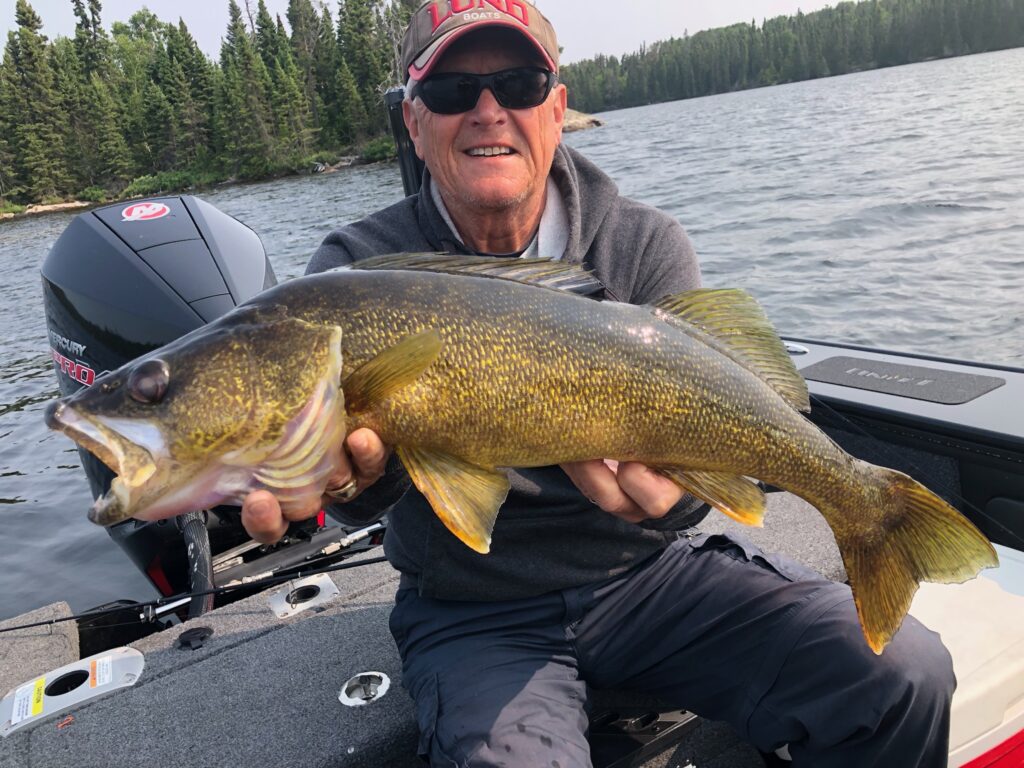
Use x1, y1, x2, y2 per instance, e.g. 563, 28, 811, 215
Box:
45, 254, 997, 652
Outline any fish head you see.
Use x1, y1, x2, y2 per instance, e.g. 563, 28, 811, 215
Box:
45, 308, 345, 526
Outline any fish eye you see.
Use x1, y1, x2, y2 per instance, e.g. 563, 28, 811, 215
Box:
128, 359, 170, 405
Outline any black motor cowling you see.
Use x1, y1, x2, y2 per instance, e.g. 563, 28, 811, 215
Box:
41, 196, 277, 599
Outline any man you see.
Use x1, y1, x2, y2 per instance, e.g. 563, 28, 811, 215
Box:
242, 3, 955, 766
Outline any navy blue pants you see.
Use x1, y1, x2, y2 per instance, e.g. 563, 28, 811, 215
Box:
390, 532, 955, 767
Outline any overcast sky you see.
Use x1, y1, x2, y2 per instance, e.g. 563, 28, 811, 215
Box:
2, 0, 839, 64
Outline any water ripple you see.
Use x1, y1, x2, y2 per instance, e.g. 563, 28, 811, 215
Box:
565, 49, 1024, 365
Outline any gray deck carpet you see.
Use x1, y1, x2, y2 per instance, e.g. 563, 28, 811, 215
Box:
2, 493, 844, 768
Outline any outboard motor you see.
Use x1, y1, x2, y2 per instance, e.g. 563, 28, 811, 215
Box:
41, 196, 277, 602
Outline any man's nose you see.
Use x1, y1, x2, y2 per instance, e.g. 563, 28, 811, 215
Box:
470, 87, 507, 125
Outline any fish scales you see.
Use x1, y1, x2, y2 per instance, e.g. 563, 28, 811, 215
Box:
273, 270, 777, 471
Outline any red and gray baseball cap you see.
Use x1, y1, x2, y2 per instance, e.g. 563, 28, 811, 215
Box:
401, 1, 559, 82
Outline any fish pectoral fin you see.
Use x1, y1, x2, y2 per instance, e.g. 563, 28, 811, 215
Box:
659, 468, 766, 527
396, 445, 509, 554
652, 289, 810, 413
344, 330, 443, 413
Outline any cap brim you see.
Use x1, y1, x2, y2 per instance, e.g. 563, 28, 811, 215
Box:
408, 20, 557, 81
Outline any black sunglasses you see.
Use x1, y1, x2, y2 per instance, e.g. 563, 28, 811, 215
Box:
410, 67, 558, 115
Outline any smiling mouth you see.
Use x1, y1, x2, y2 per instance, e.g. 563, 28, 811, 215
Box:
466, 146, 514, 157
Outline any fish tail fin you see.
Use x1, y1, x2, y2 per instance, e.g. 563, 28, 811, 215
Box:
829, 464, 998, 654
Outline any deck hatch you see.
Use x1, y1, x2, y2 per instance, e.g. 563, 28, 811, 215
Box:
801, 355, 1005, 405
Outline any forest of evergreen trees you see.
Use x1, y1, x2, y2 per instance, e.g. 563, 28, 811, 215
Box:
561, 0, 1024, 113
1, 0, 1022, 211
0, 0, 418, 210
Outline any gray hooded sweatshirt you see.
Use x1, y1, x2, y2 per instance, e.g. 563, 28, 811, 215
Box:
306, 145, 706, 601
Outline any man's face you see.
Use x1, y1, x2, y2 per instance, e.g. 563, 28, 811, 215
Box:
403, 28, 567, 217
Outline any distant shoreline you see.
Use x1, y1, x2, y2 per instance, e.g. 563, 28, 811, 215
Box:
0, 110, 603, 224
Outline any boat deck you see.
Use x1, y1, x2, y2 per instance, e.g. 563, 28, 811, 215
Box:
1, 492, 844, 768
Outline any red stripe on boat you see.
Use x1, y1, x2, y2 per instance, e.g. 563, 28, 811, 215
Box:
146, 556, 175, 597
961, 728, 1024, 768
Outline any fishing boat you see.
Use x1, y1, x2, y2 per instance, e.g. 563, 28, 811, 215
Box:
2, 98, 1022, 767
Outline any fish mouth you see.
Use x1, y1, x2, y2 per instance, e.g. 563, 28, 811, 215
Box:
46, 401, 162, 525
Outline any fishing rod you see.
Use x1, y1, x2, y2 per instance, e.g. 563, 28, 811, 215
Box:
0, 525, 389, 635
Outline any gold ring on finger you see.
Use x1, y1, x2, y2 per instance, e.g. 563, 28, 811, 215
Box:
325, 478, 358, 502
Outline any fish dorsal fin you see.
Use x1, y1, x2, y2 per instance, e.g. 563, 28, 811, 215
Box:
345, 253, 603, 296
659, 468, 766, 527
654, 289, 810, 413
344, 329, 442, 413
396, 445, 509, 554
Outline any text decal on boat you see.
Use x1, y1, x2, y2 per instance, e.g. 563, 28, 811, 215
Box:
121, 202, 170, 222
51, 348, 95, 386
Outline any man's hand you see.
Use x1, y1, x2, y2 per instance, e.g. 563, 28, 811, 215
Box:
561, 459, 684, 523
241, 428, 390, 544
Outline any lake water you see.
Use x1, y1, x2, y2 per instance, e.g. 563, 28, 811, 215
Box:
1, 49, 1022, 622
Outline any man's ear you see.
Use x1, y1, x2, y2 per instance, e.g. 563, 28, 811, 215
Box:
402, 99, 425, 160
552, 84, 567, 144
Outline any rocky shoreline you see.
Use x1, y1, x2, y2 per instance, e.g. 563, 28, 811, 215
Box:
564, 107, 604, 132
2, 201, 90, 221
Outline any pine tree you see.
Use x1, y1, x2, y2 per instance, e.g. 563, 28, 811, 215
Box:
165, 21, 214, 169
89, 72, 132, 189
255, 0, 280, 71
215, 0, 274, 177
0, 47, 23, 202
251, 0, 314, 167
270, 55, 315, 165
338, 0, 387, 122
334, 55, 367, 146
314, 3, 341, 144
71, 0, 110, 77
50, 36, 95, 191
3, 0, 69, 202
110, 9, 169, 178
271, 13, 315, 165
287, 0, 324, 129
59, 2, 131, 196
164, 57, 201, 169
380, 0, 419, 83
0, 131, 16, 202
141, 79, 175, 170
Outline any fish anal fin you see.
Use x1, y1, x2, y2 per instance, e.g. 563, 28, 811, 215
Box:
345, 330, 442, 413
653, 289, 810, 413
396, 445, 509, 554
660, 467, 766, 527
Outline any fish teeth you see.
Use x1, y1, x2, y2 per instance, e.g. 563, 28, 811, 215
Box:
467, 147, 512, 157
